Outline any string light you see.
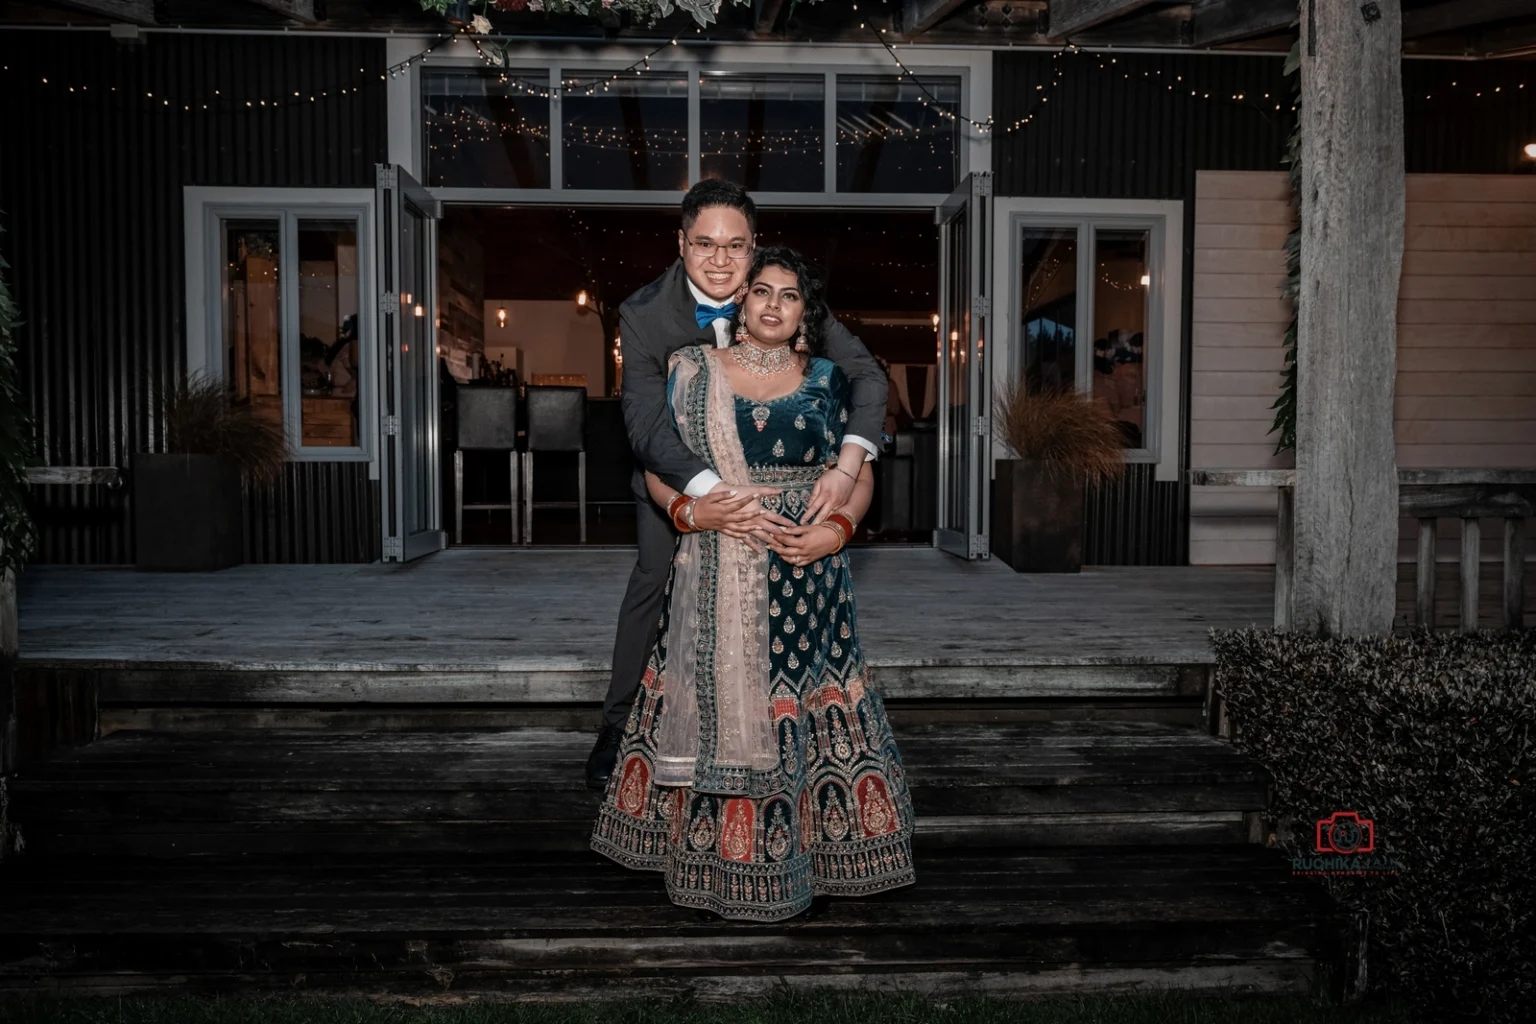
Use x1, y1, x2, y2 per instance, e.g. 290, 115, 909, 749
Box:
8, 23, 1523, 134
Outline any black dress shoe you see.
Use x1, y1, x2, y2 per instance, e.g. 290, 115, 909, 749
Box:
585, 724, 624, 791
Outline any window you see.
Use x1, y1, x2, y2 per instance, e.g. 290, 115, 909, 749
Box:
561, 71, 689, 190
414, 65, 975, 197
836, 75, 960, 193
1091, 229, 1151, 449
1002, 204, 1181, 468
1018, 227, 1078, 395
700, 73, 824, 192
192, 196, 373, 461
423, 68, 552, 189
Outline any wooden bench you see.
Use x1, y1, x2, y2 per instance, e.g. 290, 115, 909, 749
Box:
1189, 468, 1534, 632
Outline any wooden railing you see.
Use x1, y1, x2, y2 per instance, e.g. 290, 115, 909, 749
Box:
1189, 469, 1535, 632
24, 466, 124, 488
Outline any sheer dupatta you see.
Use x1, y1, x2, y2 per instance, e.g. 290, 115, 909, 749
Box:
652, 347, 784, 795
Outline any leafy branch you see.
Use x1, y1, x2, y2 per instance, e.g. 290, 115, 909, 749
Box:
1270, 38, 1300, 455
0, 217, 37, 578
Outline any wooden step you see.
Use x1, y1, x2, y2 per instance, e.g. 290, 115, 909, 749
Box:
27, 660, 1212, 711
0, 847, 1337, 998
7, 723, 1268, 857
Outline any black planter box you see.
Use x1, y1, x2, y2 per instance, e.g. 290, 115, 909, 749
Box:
133, 453, 245, 571
990, 458, 1085, 573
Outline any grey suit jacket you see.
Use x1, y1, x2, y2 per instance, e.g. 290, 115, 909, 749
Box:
619, 260, 888, 498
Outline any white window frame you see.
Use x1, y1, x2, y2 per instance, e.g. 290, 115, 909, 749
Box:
388, 37, 991, 209
990, 198, 1184, 481
184, 187, 378, 466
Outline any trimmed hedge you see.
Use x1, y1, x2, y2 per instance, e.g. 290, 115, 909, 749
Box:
1213, 629, 1535, 1021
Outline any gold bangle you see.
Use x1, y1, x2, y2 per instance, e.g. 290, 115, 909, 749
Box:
831, 465, 858, 483
820, 522, 846, 550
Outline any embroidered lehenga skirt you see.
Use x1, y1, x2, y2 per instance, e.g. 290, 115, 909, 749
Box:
591, 347, 916, 921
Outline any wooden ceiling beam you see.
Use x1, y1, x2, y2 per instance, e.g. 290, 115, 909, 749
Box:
902, 0, 970, 36
239, 0, 321, 23
1188, 0, 1296, 47
50, 0, 156, 24
1045, 0, 1158, 39
1403, 0, 1536, 39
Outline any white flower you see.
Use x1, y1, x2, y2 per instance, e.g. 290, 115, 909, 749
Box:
530, 0, 544, 10
470, 13, 492, 33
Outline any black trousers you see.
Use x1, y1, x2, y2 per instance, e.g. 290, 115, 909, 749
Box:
602, 493, 677, 728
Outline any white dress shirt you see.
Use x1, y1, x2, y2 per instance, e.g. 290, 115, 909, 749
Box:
680, 278, 877, 498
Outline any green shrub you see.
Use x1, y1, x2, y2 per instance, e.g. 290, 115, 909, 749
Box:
1212, 629, 1536, 1022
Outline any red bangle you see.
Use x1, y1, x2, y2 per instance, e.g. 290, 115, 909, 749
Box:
826, 512, 855, 540
667, 493, 689, 522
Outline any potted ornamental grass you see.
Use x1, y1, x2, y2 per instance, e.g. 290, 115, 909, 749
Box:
134, 376, 288, 571
990, 378, 1127, 573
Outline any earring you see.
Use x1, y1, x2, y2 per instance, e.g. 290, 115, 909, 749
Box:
794, 323, 809, 353
735, 324, 750, 345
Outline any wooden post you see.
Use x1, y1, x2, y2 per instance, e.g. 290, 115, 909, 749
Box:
1504, 517, 1525, 630
1461, 517, 1481, 632
1416, 517, 1436, 630
1292, 0, 1404, 636
1274, 485, 1295, 630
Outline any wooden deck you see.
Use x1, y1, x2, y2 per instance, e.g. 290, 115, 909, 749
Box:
3, 551, 1356, 1000
18, 548, 1273, 670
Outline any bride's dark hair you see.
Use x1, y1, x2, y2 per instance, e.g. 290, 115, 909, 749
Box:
737, 245, 829, 369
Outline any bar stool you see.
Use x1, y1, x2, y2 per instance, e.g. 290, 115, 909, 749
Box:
454, 384, 521, 544
522, 385, 587, 544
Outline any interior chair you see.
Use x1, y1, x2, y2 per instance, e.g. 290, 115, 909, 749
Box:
454, 384, 521, 545
522, 385, 587, 544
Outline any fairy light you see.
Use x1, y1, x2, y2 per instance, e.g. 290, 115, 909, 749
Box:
11, 10, 1525, 144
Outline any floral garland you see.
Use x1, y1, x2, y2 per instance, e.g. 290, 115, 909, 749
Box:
418, 0, 782, 28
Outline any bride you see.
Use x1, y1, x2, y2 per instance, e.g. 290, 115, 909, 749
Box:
591, 246, 915, 922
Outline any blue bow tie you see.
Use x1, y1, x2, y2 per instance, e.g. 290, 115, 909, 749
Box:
695, 301, 739, 330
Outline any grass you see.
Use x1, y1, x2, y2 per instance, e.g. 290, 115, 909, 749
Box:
0, 992, 1406, 1024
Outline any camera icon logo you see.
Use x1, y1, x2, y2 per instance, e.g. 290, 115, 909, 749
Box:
1315, 811, 1375, 855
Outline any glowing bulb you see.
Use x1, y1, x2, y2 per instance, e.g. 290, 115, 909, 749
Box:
577, 290, 589, 307
931, 313, 940, 328
402, 292, 412, 305
413, 303, 425, 317
1525, 143, 1536, 159
496, 306, 507, 327
1140, 274, 1151, 286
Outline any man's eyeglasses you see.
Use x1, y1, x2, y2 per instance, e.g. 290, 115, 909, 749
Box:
688, 239, 753, 260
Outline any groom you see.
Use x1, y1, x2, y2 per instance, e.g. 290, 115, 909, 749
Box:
586, 178, 889, 789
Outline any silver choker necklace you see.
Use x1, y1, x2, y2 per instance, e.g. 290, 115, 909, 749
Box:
732, 337, 797, 378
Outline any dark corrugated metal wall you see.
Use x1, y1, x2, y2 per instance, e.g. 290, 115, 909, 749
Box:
994, 49, 1294, 566
993, 50, 1294, 199
0, 30, 386, 564
1085, 463, 1188, 567
1401, 59, 1536, 174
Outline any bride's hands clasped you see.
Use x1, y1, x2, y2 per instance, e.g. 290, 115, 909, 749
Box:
768, 520, 844, 567
695, 485, 796, 551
